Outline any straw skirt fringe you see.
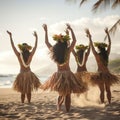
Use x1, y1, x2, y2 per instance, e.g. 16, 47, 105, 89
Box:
90, 72, 119, 86
41, 71, 87, 96
13, 71, 41, 93
75, 71, 119, 87
75, 72, 91, 85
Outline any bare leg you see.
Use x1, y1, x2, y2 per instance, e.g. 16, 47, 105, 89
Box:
21, 93, 25, 103
105, 83, 111, 104
27, 93, 31, 103
57, 96, 64, 111
98, 83, 105, 104
65, 94, 71, 112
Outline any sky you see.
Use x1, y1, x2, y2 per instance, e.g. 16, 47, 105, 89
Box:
0, 0, 120, 75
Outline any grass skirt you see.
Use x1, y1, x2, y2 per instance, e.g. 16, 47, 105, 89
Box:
75, 72, 92, 85
13, 71, 41, 93
90, 72, 119, 86
41, 71, 87, 96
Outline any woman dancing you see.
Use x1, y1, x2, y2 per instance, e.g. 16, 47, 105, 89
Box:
7, 31, 41, 103
72, 43, 90, 99
85, 28, 119, 104
42, 24, 87, 112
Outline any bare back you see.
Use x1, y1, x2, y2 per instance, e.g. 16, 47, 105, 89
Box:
16, 53, 32, 72
95, 53, 109, 72
57, 50, 71, 71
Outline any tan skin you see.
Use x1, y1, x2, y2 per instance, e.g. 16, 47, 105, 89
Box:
7, 31, 38, 103
72, 43, 90, 100
42, 23, 76, 112
72, 44, 90, 72
66, 28, 90, 71
85, 28, 111, 104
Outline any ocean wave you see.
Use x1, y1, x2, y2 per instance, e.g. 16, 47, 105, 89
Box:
0, 75, 48, 88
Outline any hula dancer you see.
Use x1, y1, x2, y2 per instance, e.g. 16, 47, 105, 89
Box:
85, 28, 119, 104
42, 24, 87, 112
73, 43, 90, 77
72, 43, 90, 99
7, 31, 41, 103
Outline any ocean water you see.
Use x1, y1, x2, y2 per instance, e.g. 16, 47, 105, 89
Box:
0, 74, 47, 88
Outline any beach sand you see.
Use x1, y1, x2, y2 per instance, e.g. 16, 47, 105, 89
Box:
0, 83, 120, 120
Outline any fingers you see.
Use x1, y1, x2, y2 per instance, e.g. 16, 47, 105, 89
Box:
7, 30, 10, 33
33, 31, 38, 38
85, 28, 91, 38
42, 24, 45, 28
42, 24, 47, 28
85, 28, 89, 35
66, 23, 70, 27
33, 31, 37, 34
105, 27, 108, 31
66, 23, 70, 28
105, 27, 108, 33
6, 30, 12, 35
42, 24, 47, 31
85, 28, 89, 33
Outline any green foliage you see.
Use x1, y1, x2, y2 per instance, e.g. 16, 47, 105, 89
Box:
109, 59, 120, 73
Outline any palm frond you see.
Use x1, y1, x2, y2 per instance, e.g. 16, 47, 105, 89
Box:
104, 19, 120, 41
80, 0, 88, 6
92, 0, 110, 12
112, 0, 120, 8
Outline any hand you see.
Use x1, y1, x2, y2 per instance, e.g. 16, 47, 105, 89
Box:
33, 31, 37, 38
85, 28, 91, 38
42, 24, 47, 31
7, 30, 12, 36
66, 23, 72, 30
104, 27, 109, 34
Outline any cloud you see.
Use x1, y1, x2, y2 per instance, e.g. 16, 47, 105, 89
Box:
0, 47, 53, 74
0, 15, 120, 74
49, 15, 120, 48
29, 28, 38, 32
39, 17, 47, 21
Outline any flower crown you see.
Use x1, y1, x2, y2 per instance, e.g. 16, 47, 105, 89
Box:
75, 44, 88, 51
94, 42, 107, 48
18, 43, 32, 51
52, 34, 70, 42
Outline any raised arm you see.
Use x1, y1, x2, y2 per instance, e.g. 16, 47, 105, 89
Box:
72, 49, 77, 58
30, 31, 38, 56
65, 28, 69, 35
66, 24, 76, 52
26, 31, 38, 65
82, 43, 91, 65
42, 24, 52, 50
85, 29, 97, 56
105, 28, 111, 55
86, 42, 90, 57
72, 49, 78, 63
7, 31, 19, 56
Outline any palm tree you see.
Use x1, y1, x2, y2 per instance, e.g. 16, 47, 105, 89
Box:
104, 19, 120, 40
80, 0, 120, 12
66, 0, 120, 37
79, 0, 120, 38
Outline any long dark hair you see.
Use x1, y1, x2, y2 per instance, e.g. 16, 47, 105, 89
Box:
98, 47, 108, 66
22, 49, 30, 63
76, 50, 84, 64
51, 41, 68, 64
